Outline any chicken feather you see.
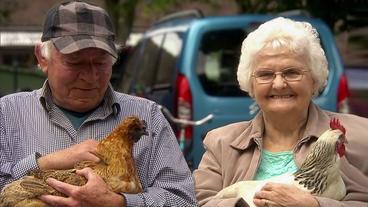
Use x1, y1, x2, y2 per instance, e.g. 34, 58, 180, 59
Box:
0, 116, 147, 207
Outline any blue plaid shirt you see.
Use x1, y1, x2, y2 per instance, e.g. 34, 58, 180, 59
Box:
0, 81, 196, 206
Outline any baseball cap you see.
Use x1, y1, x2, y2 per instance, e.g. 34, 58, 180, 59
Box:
41, 1, 117, 58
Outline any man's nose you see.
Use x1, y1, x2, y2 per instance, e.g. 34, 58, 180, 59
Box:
79, 63, 99, 81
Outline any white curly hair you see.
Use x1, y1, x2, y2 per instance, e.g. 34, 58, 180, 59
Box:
237, 17, 328, 97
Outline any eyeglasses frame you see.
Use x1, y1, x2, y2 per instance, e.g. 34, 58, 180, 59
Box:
252, 68, 310, 84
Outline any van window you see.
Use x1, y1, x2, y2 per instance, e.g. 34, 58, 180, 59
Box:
118, 32, 184, 96
117, 46, 140, 92
197, 29, 249, 97
120, 35, 164, 95
155, 32, 183, 88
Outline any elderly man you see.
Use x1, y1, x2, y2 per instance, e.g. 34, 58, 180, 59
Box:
0, 1, 196, 206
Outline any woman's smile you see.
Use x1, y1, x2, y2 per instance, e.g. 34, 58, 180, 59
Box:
269, 95, 294, 99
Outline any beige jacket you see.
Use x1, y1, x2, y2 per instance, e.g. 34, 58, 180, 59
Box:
194, 103, 368, 207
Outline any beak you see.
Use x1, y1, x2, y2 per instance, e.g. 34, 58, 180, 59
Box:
340, 134, 348, 144
343, 136, 348, 144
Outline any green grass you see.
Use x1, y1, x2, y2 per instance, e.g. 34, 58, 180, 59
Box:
0, 65, 45, 95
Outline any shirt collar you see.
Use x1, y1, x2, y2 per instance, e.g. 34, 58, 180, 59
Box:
102, 84, 121, 116
39, 80, 120, 116
39, 80, 54, 112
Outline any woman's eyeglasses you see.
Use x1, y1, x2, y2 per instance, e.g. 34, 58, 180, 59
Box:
252, 68, 309, 84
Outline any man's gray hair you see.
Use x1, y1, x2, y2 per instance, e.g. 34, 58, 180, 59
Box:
39, 40, 54, 61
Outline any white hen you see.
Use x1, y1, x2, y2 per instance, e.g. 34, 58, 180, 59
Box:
214, 118, 347, 207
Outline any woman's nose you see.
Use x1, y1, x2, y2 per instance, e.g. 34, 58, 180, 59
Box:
272, 74, 287, 88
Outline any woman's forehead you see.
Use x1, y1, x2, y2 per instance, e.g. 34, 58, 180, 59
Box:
252, 48, 308, 70
257, 46, 304, 57
256, 48, 305, 61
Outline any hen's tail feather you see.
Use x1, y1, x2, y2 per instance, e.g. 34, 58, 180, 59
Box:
0, 178, 52, 207
20, 179, 56, 197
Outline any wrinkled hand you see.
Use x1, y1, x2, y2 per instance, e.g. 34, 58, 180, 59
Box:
38, 139, 100, 170
39, 168, 126, 207
253, 182, 319, 207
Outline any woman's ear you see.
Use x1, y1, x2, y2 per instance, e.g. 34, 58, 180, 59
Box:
312, 78, 321, 98
34, 44, 49, 74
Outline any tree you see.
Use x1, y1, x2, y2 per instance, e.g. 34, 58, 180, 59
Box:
234, 0, 304, 14
104, 0, 180, 45
104, 0, 367, 53
233, 0, 368, 34
105, 0, 139, 45
0, 0, 18, 25
306, 0, 368, 33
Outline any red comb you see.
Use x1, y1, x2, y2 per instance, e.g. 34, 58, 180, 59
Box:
330, 118, 346, 134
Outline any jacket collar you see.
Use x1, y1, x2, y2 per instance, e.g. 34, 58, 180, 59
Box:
229, 102, 330, 151
302, 103, 332, 138
230, 111, 264, 150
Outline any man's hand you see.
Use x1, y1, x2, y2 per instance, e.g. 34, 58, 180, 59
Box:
37, 139, 100, 170
253, 182, 319, 207
39, 168, 126, 207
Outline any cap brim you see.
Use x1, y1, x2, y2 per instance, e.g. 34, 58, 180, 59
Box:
51, 35, 117, 58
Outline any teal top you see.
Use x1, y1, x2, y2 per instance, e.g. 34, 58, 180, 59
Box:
254, 150, 299, 180
58, 106, 95, 129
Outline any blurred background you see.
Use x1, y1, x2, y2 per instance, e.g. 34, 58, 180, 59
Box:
0, 0, 367, 117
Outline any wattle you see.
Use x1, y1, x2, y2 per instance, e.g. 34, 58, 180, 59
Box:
337, 143, 346, 157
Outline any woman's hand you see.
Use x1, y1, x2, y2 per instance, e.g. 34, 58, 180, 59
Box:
37, 139, 100, 170
253, 182, 319, 207
39, 168, 126, 207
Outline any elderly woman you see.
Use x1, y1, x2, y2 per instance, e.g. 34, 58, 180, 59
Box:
194, 17, 368, 207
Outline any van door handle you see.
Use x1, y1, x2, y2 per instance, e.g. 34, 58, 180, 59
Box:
158, 105, 214, 127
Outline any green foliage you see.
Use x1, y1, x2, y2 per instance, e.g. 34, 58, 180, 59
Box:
235, 0, 304, 14
143, 0, 178, 13
0, 9, 10, 24
103, 0, 367, 45
234, 0, 368, 34
105, 0, 139, 43
0, 0, 18, 25
0, 65, 45, 95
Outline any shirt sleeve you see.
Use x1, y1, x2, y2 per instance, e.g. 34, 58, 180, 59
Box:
0, 153, 40, 187
124, 103, 197, 207
0, 105, 40, 190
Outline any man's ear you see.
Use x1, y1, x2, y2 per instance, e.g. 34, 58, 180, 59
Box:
34, 44, 49, 74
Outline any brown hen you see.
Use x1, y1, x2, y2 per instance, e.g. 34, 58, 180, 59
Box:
0, 116, 147, 207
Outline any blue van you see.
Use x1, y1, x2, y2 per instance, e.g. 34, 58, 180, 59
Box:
114, 11, 350, 169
